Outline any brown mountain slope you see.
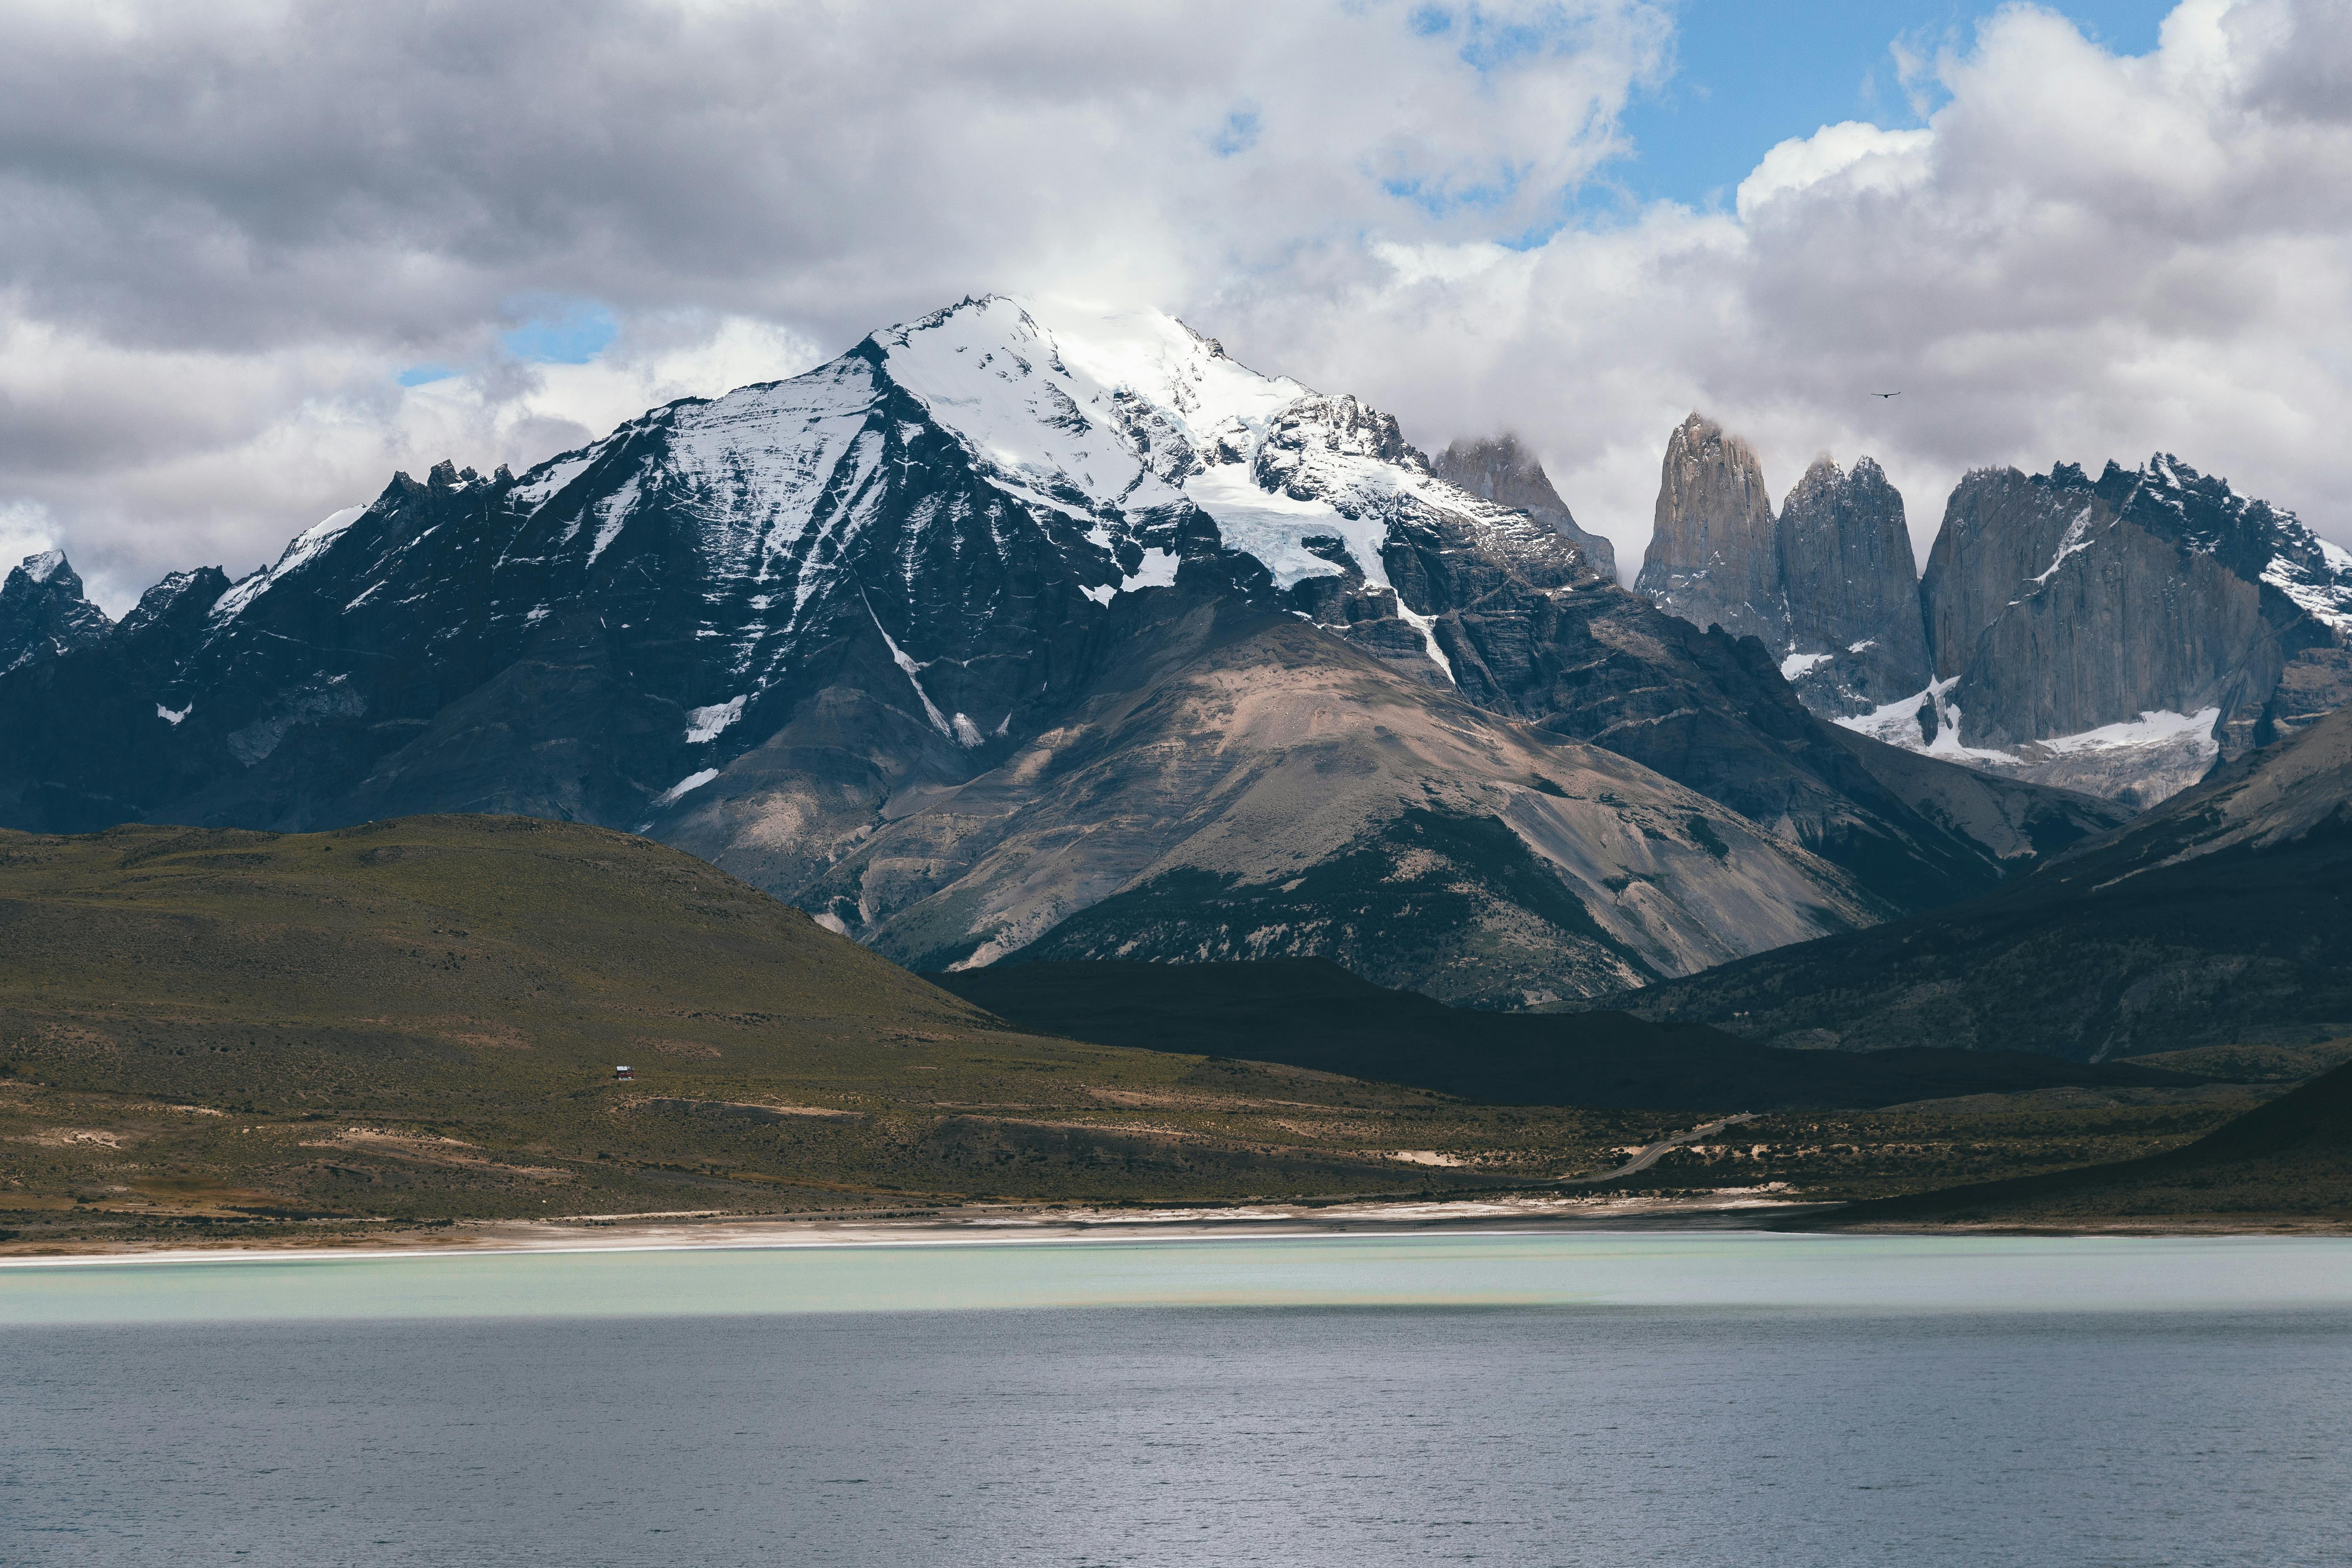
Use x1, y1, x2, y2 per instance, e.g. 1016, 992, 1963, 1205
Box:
673, 591, 1886, 1007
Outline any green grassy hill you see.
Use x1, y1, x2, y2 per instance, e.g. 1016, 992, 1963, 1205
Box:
0, 816, 1674, 1246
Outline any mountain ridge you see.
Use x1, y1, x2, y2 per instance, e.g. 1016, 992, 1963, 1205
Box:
0, 295, 2126, 1004
1630, 410, 2352, 809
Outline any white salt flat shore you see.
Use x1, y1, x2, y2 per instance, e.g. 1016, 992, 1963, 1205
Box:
0, 1190, 1824, 1267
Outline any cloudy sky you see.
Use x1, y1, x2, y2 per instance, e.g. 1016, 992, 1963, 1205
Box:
2, 0, 2343, 612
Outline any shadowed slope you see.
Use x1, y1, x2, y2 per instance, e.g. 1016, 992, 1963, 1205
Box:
1605, 706, 2352, 1061
1806, 1058, 2352, 1225
933, 959, 2201, 1111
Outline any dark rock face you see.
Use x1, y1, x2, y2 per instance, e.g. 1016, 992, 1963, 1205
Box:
1897, 458, 2352, 805
2092, 453, 2352, 751
1421, 574, 2124, 914
0, 298, 2121, 1003
1635, 413, 1785, 644
1620, 410, 2352, 812
0, 551, 113, 675
1923, 464, 2275, 747
1774, 456, 1931, 716
1431, 434, 1617, 581
1631, 420, 1935, 723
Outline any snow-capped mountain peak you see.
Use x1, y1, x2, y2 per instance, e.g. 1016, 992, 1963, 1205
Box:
873, 295, 1507, 603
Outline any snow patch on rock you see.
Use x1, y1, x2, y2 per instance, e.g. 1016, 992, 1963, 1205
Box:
211, 505, 366, 622
2036, 707, 2221, 756
655, 768, 721, 807
685, 694, 747, 744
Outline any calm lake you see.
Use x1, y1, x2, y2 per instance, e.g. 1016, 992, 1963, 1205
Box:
5, 1231, 2349, 1566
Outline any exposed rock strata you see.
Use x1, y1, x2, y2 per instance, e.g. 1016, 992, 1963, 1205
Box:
1432, 434, 1617, 582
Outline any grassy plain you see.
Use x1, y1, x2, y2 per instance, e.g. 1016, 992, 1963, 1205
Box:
0, 815, 2315, 1250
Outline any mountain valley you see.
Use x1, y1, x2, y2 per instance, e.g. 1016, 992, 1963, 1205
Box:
0, 291, 2346, 1235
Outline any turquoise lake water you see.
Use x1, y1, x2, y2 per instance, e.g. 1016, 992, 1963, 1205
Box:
5, 1231, 2349, 1565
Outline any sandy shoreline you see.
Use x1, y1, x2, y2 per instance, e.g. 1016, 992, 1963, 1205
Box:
9, 1191, 2344, 1268
0, 1191, 1833, 1267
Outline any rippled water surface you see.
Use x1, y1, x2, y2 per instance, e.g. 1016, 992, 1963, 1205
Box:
5, 1232, 2349, 1566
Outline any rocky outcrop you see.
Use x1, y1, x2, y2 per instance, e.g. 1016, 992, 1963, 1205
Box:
1634, 413, 1785, 644
2093, 453, 2352, 751
1774, 456, 1931, 717
1922, 464, 2276, 748
1873, 459, 2348, 807
1630, 420, 1935, 722
1431, 434, 1617, 582
1598, 429, 2352, 813
0, 551, 112, 675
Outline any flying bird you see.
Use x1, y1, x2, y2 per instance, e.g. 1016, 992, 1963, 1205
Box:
1871, 391, 1902, 398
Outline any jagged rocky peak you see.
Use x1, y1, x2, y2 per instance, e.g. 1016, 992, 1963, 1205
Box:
1430, 433, 1618, 582
1254, 395, 1427, 499
1774, 454, 1931, 717
116, 566, 231, 647
0, 549, 113, 675
1635, 412, 1786, 644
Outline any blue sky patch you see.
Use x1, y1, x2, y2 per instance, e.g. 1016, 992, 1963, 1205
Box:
501, 297, 619, 364
1608, 1, 2170, 209
395, 364, 454, 387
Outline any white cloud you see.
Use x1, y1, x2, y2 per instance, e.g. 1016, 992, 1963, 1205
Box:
0, 0, 1672, 609
0, 0, 2347, 610
1734, 122, 1932, 220
1221, 0, 2352, 576
0, 498, 60, 585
